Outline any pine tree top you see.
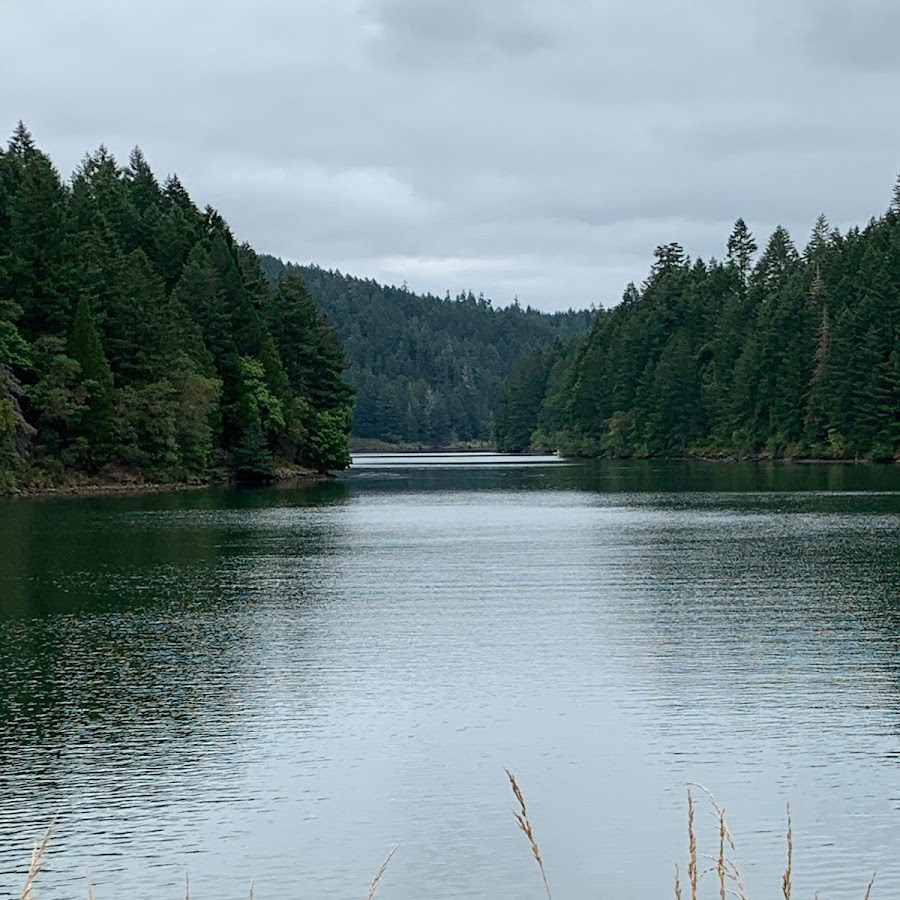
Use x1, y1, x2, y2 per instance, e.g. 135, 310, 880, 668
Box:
9, 121, 35, 155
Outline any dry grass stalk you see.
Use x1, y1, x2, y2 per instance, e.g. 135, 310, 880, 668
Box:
679, 791, 880, 900
688, 789, 698, 900
365, 846, 397, 900
864, 874, 876, 900
689, 785, 746, 900
718, 809, 747, 900
20, 823, 53, 900
506, 769, 554, 900
782, 803, 792, 900
717, 809, 727, 900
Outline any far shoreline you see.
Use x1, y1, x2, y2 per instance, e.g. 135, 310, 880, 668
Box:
352, 446, 898, 465
4, 451, 896, 500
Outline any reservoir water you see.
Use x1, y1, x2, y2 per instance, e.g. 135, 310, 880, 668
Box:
1, 457, 900, 899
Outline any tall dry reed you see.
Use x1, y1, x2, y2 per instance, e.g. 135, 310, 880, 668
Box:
366, 846, 397, 900
506, 768, 554, 900
783, 803, 792, 900
20, 823, 52, 900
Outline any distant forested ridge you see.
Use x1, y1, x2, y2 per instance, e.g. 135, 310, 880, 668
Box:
497, 187, 900, 462
259, 256, 593, 446
0, 124, 352, 490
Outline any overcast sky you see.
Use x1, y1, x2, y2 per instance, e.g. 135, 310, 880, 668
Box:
3, 0, 900, 311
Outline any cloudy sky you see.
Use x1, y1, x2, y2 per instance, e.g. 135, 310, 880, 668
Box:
3, 0, 900, 311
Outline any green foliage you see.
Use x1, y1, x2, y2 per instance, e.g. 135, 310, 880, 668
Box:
172, 368, 220, 473
262, 273, 354, 469
501, 189, 900, 463
0, 124, 353, 488
237, 355, 285, 441
601, 410, 636, 458
0, 365, 35, 473
114, 380, 182, 476
231, 407, 275, 482
305, 409, 352, 473
1, 124, 73, 339
0, 320, 31, 369
495, 347, 556, 452
67, 295, 115, 468
69, 295, 113, 393
26, 338, 89, 465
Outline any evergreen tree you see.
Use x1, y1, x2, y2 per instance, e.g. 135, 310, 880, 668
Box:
232, 407, 275, 482
2, 123, 73, 338
494, 348, 553, 452
26, 337, 89, 464
752, 227, 799, 295
265, 273, 353, 468
726, 218, 757, 285
68, 295, 115, 467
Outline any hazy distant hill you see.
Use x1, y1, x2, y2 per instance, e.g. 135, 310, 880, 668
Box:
259, 256, 593, 446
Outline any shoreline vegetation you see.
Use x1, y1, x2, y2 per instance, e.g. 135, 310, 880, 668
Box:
0, 124, 354, 496
0, 463, 329, 499
348, 442, 898, 463
14, 774, 877, 899
4, 448, 895, 499
496, 187, 900, 465
348, 437, 495, 453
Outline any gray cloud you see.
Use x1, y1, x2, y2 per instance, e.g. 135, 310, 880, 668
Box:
773, 0, 900, 73
363, 0, 564, 63
3, 0, 900, 310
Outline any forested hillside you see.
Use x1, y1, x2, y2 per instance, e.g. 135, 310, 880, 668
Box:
259, 256, 593, 446
0, 124, 352, 490
497, 187, 900, 462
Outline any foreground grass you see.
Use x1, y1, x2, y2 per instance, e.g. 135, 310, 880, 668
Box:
17, 774, 876, 899
505, 772, 876, 900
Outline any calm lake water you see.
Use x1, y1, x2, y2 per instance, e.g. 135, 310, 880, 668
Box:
2, 457, 900, 900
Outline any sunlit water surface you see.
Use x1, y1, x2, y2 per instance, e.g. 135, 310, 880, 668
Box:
1, 457, 900, 899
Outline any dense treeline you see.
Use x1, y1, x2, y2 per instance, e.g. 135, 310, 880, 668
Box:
497, 187, 900, 461
0, 124, 352, 490
259, 256, 593, 446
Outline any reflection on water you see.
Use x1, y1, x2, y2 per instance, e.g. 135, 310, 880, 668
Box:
351, 453, 564, 467
1, 460, 899, 899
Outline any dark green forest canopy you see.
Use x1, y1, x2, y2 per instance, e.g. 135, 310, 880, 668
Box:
0, 124, 353, 489
259, 255, 593, 445
496, 198, 900, 462
8, 119, 895, 476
